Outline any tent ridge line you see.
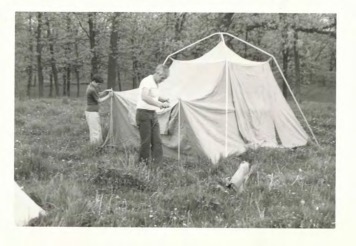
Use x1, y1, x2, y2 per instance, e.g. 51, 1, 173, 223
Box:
163, 32, 274, 64
163, 32, 224, 65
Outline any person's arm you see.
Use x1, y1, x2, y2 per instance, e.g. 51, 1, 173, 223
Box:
142, 88, 169, 109
98, 91, 108, 97
158, 96, 169, 103
98, 90, 113, 103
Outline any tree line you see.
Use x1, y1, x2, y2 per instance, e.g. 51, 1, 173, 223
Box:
15, 12, 336, 99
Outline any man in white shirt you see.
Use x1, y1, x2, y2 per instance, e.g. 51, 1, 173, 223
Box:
136, 64, 170, 165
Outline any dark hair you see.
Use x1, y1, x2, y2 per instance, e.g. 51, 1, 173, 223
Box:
92, 74, 104, 83
155, 64, 169, 75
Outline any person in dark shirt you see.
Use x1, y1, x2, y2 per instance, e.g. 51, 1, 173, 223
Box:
85, 74, 113, 144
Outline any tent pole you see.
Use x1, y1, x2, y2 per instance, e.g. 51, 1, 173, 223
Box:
223, 32, 319, 146
178, 100, 181, 162
220, 33, 225, 43
100, 93, 114, 148
222, 32, 275, 57
271, 58, 320, 146
225, 61, 229, 157
163, 32, 222, 65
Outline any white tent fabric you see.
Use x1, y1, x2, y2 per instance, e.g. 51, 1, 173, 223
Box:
186, 41, 264, 65
14, 182, 45, 226
103, 41, 309, 164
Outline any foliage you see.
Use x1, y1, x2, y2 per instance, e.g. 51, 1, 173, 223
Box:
15, 13, 336, 98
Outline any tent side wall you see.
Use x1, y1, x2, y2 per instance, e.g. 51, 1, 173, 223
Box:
229, 62, 279, 147
228, 62, 308, 148
264, 62, 309, 147
102, 93, 140, 149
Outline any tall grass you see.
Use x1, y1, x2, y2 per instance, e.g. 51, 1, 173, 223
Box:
14, 97, 335, 228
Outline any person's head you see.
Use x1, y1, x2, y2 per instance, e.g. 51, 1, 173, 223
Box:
92, 74, 104, 85
153, 64, 169, 83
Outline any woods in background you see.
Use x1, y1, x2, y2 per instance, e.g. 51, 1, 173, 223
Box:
15, 12, 336, 99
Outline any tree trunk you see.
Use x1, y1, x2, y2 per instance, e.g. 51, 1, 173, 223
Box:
53, 28, 60, 97
46, 15, 59, 97
54, 68, 59, 96
66, 14, 72, 97
49, 73, 53, 97
279, 14, 290, 99
107, 13, 120, 90
26, 66, 33, 97
244, 28, 249, 57
132, 60, 139, 89
62, 73, 67, 96
282, 48, 289, 98
171, 13, 187, 60
75, 67, 80, 97
293, 29, 301, 100
219, 13, 234, 47
117, 68, 122, 91
26, 13, 33, 98
36, 12, 44, 97
74, 28, 81, 97
174, 13, 187, 41
130, 36, 140, 89
88, 13, 98, 77
66, 66, 71, 97
329, 47, 336, 72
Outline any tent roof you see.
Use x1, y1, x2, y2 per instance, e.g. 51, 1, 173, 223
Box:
173, 41, 267, 66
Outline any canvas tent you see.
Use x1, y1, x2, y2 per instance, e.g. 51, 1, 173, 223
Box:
102, 32, 316, 164
14, 182, 46, 226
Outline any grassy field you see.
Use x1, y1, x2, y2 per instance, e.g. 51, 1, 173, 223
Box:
14, 94, 335, 228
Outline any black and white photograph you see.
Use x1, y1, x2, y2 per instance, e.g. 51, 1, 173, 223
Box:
1, 0, 356, 245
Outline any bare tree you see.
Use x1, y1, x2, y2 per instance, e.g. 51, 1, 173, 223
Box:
88, 13, 99, 77
107, 13, 120, 90
36, 12, 44, 97
45, 14, 59, 97
26, 13, 34, 97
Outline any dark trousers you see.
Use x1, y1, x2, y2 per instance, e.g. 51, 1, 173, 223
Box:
136, 109, 162, 165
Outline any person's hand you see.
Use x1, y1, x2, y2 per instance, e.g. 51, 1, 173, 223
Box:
106, 88, 113, 96
160, 102, 170, 109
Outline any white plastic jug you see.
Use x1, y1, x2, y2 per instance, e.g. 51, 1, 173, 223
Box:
229, 161, 250, 192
